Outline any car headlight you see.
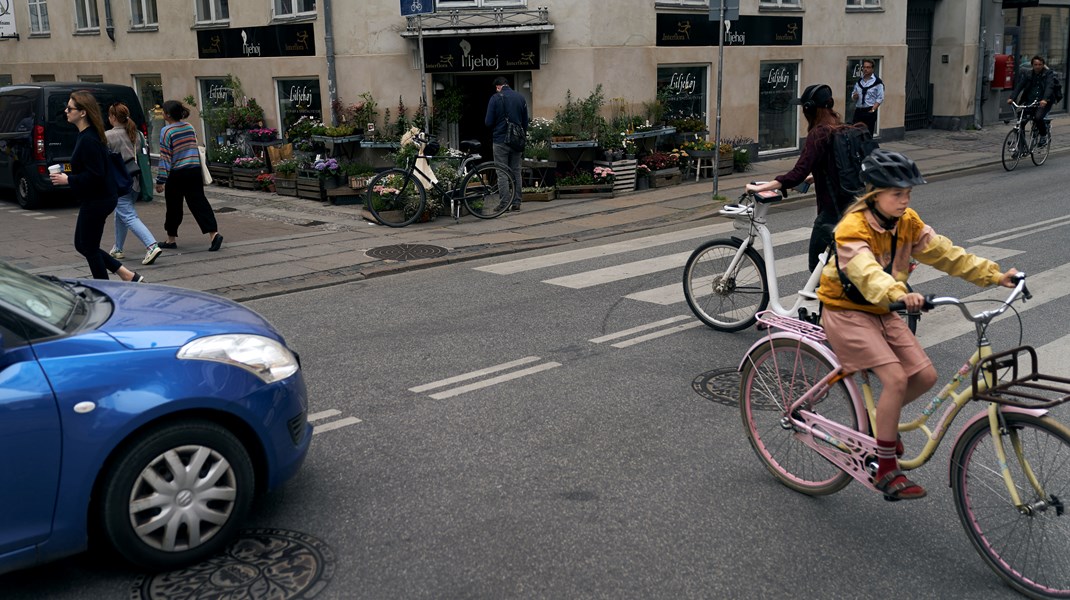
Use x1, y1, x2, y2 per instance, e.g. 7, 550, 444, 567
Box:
178, 334, 299, 383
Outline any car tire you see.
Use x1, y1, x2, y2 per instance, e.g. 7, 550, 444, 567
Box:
15, 169, 41, 210
98, 420, 255, 571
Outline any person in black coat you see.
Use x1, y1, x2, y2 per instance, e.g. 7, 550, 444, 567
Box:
49, 91, 144, 281
1007, 55, 1057, 146
485, 76, 529, 211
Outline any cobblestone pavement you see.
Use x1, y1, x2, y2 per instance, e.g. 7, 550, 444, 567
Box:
1, 115, 1064, 301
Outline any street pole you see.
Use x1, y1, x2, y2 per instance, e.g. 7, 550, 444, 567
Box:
417, 15, 430, 132
712, 4, 725, 198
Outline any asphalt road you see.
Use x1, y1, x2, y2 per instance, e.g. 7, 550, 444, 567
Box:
3, 155, 1069, 599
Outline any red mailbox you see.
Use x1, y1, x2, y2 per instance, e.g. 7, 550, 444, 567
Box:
992, 54, 1015, 89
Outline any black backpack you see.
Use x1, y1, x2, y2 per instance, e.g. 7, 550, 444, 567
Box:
1051, 72, 1064, 104
826, 125, 879, 215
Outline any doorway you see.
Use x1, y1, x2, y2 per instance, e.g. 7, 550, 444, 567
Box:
434, 73, 527, 161
905, 0, 936, 130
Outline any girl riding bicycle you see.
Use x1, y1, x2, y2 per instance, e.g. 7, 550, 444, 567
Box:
816, 149, 1018, 501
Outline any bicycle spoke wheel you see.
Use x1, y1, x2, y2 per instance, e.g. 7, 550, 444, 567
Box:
1031, 122, 1050, 166
740, 338, 860, 495
683, 239, 768, 332
462, 162, 514, 219
365, 168, 426, 227
1002, 129, 1021, 172
951, 414, 1070, 598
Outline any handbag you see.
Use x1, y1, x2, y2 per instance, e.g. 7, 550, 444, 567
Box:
136, 132, 154, 201
198, 145, 213, 185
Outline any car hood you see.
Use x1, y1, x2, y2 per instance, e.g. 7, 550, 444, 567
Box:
86, 281, 283, 350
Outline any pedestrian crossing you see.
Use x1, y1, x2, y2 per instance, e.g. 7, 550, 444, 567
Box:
409, 220, 1070, 398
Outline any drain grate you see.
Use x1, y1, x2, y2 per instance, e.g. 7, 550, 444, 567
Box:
214, 206, 238, 213
131, 529, 334, 599
366, 243, 449, 261
692, 368, 741, 407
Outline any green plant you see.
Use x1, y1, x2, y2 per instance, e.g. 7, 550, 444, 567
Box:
392, 96, 410, 139
556, 170, 596, 186
433, 84, 465, 126
233, 156, 265, 169
524, 142, 550, 161
341, 161, 376, 177
273, 158, 299, 176
577, 85, 606, 140
207, 143, 243, 164
182, 95, 198, 108
552, 90, 581, 137
323, 124, 358, 137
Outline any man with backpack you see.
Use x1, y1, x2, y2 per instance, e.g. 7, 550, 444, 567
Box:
746, 83, 874, 272
485, 76, 528, 211
851, 59, 884, 135
1008, 55, 1060, 148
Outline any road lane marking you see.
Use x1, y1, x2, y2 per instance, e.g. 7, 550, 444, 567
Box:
308, 409, 342, 422
1035, 334, 1070, 380
409, 356, 544, 393
313, 417, 362, 434
428, 362, 562, 400
590, 315, 693, 343
967, 215, 1070, 245
610, 321, 705, 348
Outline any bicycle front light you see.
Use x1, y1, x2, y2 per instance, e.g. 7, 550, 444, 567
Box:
178, 334, 299, 383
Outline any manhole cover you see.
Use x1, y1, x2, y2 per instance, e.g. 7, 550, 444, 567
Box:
366, 243, 448, 261
692, 367, 740, 407
131, 529, 334, 600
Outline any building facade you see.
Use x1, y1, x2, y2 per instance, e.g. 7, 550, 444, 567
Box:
0, 1, 1065, 158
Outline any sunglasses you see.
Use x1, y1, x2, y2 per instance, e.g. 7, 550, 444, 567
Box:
65, 104, 81, 113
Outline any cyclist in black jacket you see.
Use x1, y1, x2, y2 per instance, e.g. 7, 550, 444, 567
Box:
1007, 55, 1057, 147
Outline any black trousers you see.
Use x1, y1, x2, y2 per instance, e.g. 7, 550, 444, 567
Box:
852, 107, 878, 135
74, 196, 121, 279
164, 167, 218, 237
1025, 104, 1052, 136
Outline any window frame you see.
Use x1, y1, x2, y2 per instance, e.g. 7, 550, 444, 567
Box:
273, 0, 316, 19
757, 60, 801, 154
74, 0, 100, 32
130, 0, 159, 28
655, 0, 709, 7
759, 0, 801, 9
195, 0, 230, 25
28, 0, 51, 34
846, 0, 881, 8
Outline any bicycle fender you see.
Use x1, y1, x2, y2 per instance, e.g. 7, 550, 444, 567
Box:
946, 405, 1049, 487
738, 332, 839, 373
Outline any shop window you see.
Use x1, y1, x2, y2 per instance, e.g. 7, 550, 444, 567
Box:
78, 75, 104, 83
131, 0, 158, 27
196, 0, 230, 24
135, 75, 164, 155
758, 62, 798, 152
28, 0, 50, 34
276, 78, 322, 139
845, 58, 881, 134
0, 75, 13, 87
657, 65, 709, 133
75, 0, 100, 31
274, 0, 316, 18
199, 78, 236, 146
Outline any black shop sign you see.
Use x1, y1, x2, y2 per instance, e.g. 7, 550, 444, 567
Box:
197, 23, 316, 59
656, 14, 802, 47
423, 35, 541, 73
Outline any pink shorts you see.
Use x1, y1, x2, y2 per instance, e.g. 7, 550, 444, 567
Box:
821, 309, 932, 375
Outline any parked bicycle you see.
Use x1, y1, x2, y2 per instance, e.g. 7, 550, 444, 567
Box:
739, 273, 1070, 598
682, 185, 918, 332
365, 131, 514, 227
1002, 100, 1052, 171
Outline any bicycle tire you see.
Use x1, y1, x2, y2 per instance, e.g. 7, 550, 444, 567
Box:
365, 168, 426, 227
682, 238, 768, 332
1030, 121, 1050, 166
740, 338, 861, 496
461, 162, 514, 219
1002, 129, 1021, 172
951, 413, 1070, 598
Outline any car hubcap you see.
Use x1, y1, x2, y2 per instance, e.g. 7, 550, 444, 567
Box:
128, 444, 237, 552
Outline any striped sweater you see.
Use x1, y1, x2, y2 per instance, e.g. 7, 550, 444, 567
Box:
156, 121, 201, 184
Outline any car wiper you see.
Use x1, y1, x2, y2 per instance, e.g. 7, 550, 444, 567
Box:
60, 293, 86, 330
39, 273, 85, 297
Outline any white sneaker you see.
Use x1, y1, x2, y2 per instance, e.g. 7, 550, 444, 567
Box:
142, 244, 162, 265
109, 247, 124, 259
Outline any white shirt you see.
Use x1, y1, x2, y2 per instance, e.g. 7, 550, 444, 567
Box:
852, 74, 885, 108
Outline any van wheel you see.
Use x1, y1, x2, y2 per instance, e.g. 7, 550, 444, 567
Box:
15, 171, 40, 210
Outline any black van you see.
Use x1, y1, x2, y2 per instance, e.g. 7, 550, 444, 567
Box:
0, 82, 146, 209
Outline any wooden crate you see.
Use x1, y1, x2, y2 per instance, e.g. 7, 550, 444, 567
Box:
556, 184, 614, 200
207, 163, 232, 188
649, 169, 681, 188
297, 172, 323, 201
232, 167, 262, 190
594, 159, 637, 195
327, 186, 363, 205
274, 177, 298, 197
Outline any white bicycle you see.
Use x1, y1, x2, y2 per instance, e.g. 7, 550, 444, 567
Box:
682, 186, 919, 333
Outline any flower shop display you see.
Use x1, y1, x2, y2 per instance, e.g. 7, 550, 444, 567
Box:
256, 173, 275, 193
205, 143, 243, 187
273, 158, 299, 196
248, 127, 278, 142
594, 157, 638, 195
522, 186, 555, 202
555, 167, 615, 199
232, 156, 266, 190
640, 151, 682, 188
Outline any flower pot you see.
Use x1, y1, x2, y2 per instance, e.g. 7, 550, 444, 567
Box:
556, 184, 614, 199
349, 175, 370, 191
523, 189, 555, 202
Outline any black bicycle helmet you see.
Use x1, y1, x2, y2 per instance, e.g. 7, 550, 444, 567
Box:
860, 149, 927, 188
794, 84, 835, 111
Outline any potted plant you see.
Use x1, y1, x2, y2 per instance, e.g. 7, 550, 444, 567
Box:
555, 167, 614, 199
256, 172, 275, 193
640, 151, 682, 187
273, 158, 299, 196
522, 185, 555, 202
232, 156, 266, 190
205, 142, 243, 187
313, 157, 343, 190
724, 135, 756, 172
248, 127, 278, 142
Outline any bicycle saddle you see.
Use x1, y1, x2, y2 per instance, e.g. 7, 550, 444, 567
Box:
460, 140, 482, 154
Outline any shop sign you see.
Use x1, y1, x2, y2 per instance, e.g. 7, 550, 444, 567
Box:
656, 14, 802, 47
423, 34, 540, 73
0, 0, 17, 39
197, 23, 315, 59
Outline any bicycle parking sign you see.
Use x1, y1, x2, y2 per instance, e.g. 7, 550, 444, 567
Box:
401, 0, 434, 16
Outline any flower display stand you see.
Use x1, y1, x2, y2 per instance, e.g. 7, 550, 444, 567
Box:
297, 169, 323, 201
594, 159, 637, 195
649, 168, 682, 188
274, 175, 298, 197
556, 184, 614, 200
232, 167, 262, 190
523, 189, 556, 202
207, 163, 232, 188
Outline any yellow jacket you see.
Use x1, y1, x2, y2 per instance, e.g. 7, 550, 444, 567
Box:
817, 207, 1003, 314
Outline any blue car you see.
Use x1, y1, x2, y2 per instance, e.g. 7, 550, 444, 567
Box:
0, 260, 311, 574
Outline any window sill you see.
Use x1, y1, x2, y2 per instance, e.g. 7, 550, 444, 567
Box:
271, 13, 318, 24
73, 29, 101, 36
129, 25, 160, 33
192, 21, 231, 30
758, 5, 805, 12
846, 7, 884, 13
29, 32, 51, 38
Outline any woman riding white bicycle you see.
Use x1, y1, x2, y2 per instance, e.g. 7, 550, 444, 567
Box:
817, 149, 1018, 501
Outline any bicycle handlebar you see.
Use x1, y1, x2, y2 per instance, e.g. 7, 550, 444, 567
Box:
889, 273, 1030, 324
1009, 101, 1041, 111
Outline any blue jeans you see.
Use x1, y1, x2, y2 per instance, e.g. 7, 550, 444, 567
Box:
113, 188, 157, 251
492, 142, 523, 206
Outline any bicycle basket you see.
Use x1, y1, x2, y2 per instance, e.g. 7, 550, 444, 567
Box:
423, 140, 441, 156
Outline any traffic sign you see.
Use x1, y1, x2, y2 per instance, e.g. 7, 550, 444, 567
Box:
402, 0, 434, 16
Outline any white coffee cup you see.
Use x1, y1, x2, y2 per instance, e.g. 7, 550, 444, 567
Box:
48, 164, 63, 174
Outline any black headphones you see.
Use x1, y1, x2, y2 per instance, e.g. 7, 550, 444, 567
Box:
800, 84, 834, 111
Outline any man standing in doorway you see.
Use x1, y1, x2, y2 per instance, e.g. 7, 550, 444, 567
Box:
1008, 55, 1057, 147
851, 59, 884, 135
485, 76, 528, 211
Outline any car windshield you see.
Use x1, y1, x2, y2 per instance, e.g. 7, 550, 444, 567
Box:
0, 261, 77, 328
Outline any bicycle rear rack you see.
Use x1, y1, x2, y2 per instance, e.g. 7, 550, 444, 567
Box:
972, 346, 1070, 409
755, 311, 827, 342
